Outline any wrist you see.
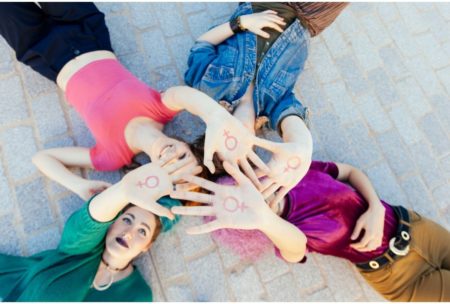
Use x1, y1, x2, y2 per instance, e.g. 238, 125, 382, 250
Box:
230, 16, 246, 34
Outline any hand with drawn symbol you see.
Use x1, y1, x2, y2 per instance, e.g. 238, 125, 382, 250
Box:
169, 162, 274, 234
120, 156, 202, 220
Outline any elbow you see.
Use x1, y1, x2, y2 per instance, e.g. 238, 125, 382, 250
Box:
32, 150, 46, 167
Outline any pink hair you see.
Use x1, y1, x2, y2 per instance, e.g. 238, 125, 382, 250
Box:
203, 176, 273, 261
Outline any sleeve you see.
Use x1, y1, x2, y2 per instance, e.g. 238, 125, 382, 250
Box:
184, 40, 218, 88
309, 160, 339, 179
58, 196, 116, 255
270, 91, 310, 135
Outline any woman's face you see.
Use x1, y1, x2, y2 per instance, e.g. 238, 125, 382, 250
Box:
105, 206, 157, 261
152, 137, 197, 166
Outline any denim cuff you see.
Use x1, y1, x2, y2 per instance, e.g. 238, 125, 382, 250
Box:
271, 101, 310, 136
191, 40, 216, 53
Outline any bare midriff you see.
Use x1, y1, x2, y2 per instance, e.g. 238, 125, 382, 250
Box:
56, 50, 117, 92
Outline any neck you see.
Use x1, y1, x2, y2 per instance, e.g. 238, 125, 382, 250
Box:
102, 250, 132, 271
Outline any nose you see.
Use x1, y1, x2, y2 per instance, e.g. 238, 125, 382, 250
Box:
122, 231, 132, 241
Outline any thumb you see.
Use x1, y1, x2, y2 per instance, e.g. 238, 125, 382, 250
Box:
351, 219, 364, 240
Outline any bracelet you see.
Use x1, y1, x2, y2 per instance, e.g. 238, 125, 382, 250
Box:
230, 16, 245, 34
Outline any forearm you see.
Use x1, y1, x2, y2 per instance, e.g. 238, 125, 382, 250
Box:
348, 169, 383, 209
197, 21, 234, 45
88, 182, 127, 222
280, 115, 312, 148
162, 86, 229, 124
259, 212, 307, 263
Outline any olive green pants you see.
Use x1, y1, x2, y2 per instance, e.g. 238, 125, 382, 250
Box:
359, 211, 450, 302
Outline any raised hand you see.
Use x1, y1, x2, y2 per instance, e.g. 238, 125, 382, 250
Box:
253, 139, 311, 208
240, 10, 286, 38
350, 203, 386, 252
170, 162, 273, 234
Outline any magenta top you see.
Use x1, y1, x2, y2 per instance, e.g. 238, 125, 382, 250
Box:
279, 161, 398, 263
65, 59, 178, 171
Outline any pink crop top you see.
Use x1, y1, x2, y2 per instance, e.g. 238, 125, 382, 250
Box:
65, 59, 178, 171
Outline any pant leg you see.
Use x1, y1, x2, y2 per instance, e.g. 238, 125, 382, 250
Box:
410, 269, 450, 301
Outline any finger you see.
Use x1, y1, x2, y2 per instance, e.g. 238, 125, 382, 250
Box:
259, 177, 275, 192
203, 134, 216, 174
351, 239, 376, 252
248, 151, 270, 175
262, 183, 279, 199
254, 168, 269, 179
171, 206, 215, 216
171, 164, 203, 182
157, 150, 180, 167
266, 21, 284, 33
163, 156, 195, 175
269, 187, 289, 208
223, 161, 249, 185
173, 182, 199, 192
351, 235, 372, 250
186, 220, 223, 235
350, 221, 364, 240
240, 158, 261, 188
141, 201, 174, 220
255, 29, 270, 39
263, 10, 278, 15
182, 175, 219, 192
170, 190, 214, 204
268, 15, 286, 24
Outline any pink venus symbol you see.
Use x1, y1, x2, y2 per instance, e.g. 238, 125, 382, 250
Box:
137, 176, 160, 189
223, 130, 238, 151
222, 196, 248, 213
284, 156, 301, 173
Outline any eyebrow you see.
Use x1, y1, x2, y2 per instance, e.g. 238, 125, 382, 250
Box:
125, 213, 135, 220
141, 222, 151, 231
125, 212, 151, 232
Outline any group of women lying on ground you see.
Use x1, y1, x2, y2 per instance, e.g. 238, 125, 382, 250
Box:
0, 2, 448, 302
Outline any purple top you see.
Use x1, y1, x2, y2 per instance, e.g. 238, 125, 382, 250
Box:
278, 161, 398, 263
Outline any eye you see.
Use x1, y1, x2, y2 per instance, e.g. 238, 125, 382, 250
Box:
122, 217, 132, 225
138, 228, 147, 237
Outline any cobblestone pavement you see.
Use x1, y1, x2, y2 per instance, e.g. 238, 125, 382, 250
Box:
0, 2, 449, 301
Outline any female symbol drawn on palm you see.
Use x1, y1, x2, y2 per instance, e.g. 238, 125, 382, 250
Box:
283, 156, 301, 173
136, 176, 160, 189
222, 196, 248, 213
223, 130, 238, 151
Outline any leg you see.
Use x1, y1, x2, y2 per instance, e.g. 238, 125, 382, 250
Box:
409, 269, 450, 301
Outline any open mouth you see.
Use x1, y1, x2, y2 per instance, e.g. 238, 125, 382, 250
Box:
115, 237, 129, 248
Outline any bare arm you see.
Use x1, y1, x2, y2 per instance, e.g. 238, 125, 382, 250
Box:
335, 163, 386, 252
32, 147, 110, 200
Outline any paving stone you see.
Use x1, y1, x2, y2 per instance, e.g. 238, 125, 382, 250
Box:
292, 254, 326, 294
254, 251, 290, 283
440, 154, 450, 180
304, 287, 335, 301
436, 66, 450, 96
388, 105, 423, 145
346, 120, 383, 169
16, 178, 55, 233
400, 175, 439, 219
366, 161, 408, 207
419, 113, 450, 157
182, 2, 206, 14
386, 22, 421, 58
165, 283, 194, 301
367, 68, 398, 106
216, 241, 243, 270
321, 25, 350, 59
415, 33, 450, 69
379, 46, 410, 81
167, 35, 194, 73
0, 165, 14, 215
335, 55, 369, 97
86, 169, 122, 185
175, 216, 215, 259
296, 69, 329, 112
314, 255, 364, 301
105, 16, 137, 56
95, 2, 126, 14
349, 3, 375, 16
396, 3, 430, 35
0, 37, 14, 75
151, 230, 186, 282
408, 142, 446, 190
134, 254, 166, 301
351, 31, 383, 71
0, 126, 38, 181
432, 184, 450, 215
128, 3, 158, 30
58, 194, 84, 223
357, 93, 393, 134
265, 272, 302, 301
353, 268, 387, 302
377, 3, 400, 24
187, 251, 230, 301
404, 55, 444, 97
118, 52, 151, 85
229, 266, 265, 301
421, 9, 450, 43
0, 76, 29, 125
309, 42, 341, 84
0, 214, 21, 256
323, 81, 360, 124
141, 29, 172, 69
396, 77, 432, 119
18, 64, 56, 99
25, 225, 60, 255
68, 108, 95, 148
206, 3, 234, 19
152, 3, 186, 37
376, 129, 414, 177
42, 133, 75, 149
360, 13, 392, 47
187, 11, 214, 39
149, 66, 181, 93
32, 92, 68, 142
336, 8, 362, 40
437, 3, 450, 21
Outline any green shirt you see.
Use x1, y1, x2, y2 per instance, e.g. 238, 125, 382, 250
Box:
0, 198, 152, 302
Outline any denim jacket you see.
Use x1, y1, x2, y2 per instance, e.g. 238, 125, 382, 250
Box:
184, 2, 310, 134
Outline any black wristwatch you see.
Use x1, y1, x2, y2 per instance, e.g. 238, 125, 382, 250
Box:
230, 16, 245, 34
